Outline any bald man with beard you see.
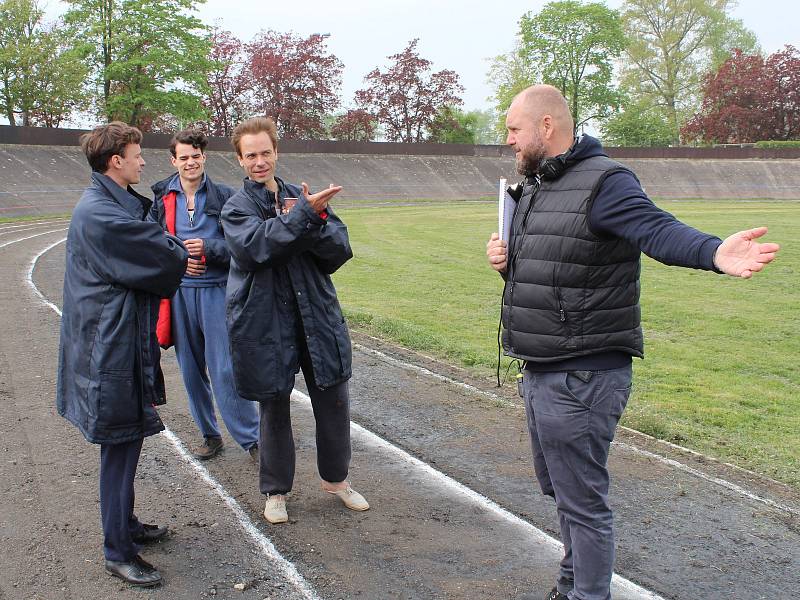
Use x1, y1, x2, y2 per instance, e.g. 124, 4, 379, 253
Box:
486, 85, 779, 600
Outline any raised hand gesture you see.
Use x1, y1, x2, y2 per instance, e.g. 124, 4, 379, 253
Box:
302, 182, 342, 214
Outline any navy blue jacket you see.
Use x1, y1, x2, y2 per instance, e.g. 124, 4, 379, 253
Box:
57, 172, 188, 444
150, 173, 237, 267
221, 177, 353, 401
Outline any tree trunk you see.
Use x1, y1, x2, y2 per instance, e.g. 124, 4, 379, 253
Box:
3, 85, 16, 126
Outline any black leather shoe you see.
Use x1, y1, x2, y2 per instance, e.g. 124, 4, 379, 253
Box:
193, 436, 223, 460
105, 555, 162, 587
131, 523, 168, 544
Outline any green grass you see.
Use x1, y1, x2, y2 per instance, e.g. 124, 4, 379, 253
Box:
333, 200, 800, 488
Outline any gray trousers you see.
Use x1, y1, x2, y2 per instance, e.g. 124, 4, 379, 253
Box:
523, 365, 632, 600
258, 348, 352, 496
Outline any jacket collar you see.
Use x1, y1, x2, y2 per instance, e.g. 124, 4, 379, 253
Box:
153, 172, 222, 214
91, 171, 151, 220
242, 176, 290, 202
166, 172, 207, 195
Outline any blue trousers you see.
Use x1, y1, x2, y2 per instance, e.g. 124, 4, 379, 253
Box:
171, 285, 259, 449
100, 438, 147, 561
523, 365, 632, 600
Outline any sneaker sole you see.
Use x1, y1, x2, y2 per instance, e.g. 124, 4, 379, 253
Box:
263, 514, 288, 524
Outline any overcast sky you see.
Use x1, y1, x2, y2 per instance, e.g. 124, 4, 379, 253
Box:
47, 0, 799, 113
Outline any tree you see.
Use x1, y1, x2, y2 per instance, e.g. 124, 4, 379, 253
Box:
427, 106, 477, 144
681, 46, 800, 144
204, 27, 251, 136
601, 98, 674, 146
766, 46, 800, 142
620, 0, 737, 144
245, 30, 343, 139
468, 109, 503, 145
64, 0, 211, 130
706, 16, 760, 71
355, 39, 464, 143
330, 109, 375, 142
486, 47, 536, 136
516, 0, 626, 126
0, 0, 88, 126
25, 22, 90, 127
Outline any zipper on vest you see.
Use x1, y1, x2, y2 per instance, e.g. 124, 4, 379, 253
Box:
506, 176, 540, 344
553, 266, 566, 323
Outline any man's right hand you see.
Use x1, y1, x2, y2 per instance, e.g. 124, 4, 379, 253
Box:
486, 233, 508, 273
185, 257, 206, 276
302, 182, 342, 214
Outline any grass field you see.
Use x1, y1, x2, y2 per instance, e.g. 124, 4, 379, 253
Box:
0, 214, 70, 223
333, 200, 800, 488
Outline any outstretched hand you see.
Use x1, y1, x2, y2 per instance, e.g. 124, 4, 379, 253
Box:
302, 182, 342, 214
714, 227, 780, 279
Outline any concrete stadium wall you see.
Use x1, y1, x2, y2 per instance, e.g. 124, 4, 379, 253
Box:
1, 125, 799, 217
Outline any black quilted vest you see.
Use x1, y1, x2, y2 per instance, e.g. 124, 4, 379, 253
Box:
502, 155, 644, 362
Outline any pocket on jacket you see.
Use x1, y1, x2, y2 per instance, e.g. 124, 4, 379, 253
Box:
97, 370, 141, 428
230, 338, 276, 398
333, 320, 352, 376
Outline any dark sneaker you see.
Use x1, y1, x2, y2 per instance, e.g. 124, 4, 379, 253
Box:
193, 436, 223, 460
248, 443, 259, 464
546, 587, 569, 600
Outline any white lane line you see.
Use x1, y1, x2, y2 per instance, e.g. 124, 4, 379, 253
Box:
0, 219, 67, 230
615, 442, 799, 517
25, 240, 320, 600
1, 224, 66, 237
616, 425, 793, 482
0, 228, 69, 249
26, 238, 67, 315
354, 342, 797, 515
290, 389, 666, 600
354, 342, 513, 404
160, 430, 321, 600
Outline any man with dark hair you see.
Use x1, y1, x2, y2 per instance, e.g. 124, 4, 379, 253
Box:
151, 128, 259, 461
58, 121, 188, 587
222, 116, 369, 524
486, 85, 780, 600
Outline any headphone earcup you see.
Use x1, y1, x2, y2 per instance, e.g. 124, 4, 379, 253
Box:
538, 156, 565, 180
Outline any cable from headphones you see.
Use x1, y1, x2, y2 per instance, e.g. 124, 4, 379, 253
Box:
495, 176, 540, 387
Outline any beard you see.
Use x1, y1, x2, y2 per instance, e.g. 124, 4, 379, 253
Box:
515, 136, 547, 178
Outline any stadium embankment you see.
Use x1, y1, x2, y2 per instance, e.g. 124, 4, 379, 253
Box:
1, 125, 798, 217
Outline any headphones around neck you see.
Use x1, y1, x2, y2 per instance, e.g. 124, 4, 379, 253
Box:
537, 136, 580, 181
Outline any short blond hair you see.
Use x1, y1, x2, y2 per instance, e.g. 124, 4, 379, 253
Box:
231, 117, 278, 156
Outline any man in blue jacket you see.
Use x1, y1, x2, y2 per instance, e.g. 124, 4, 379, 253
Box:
486, 85, 780, 600
58, 122, 188, 587
221, 116, 369, 524
151, 129, 259, 461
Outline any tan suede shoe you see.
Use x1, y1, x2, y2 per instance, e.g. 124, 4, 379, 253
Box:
325, 485, 370, 511
263, 494, 288, 523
